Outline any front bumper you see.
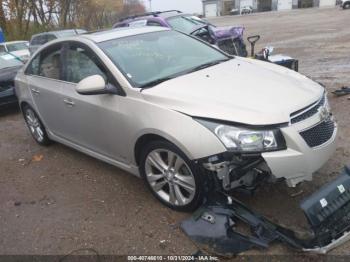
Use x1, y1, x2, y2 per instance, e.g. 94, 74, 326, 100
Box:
262, 110, 337, 187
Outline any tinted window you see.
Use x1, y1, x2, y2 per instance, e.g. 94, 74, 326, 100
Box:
46, 34, 57, 42
64, 43, 107, 83
31, 35, 46, 45
147, 21, 162, 27
25, 55, 40, 75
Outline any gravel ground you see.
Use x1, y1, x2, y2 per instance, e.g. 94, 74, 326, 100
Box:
0, 7, 349, 258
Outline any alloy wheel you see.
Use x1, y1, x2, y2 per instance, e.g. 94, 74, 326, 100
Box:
145, 149, 196, 206
25, 108, 45, 142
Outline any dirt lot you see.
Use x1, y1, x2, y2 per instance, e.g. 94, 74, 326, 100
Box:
0, 7, 349, 258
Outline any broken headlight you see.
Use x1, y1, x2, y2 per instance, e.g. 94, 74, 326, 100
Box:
196, 119, 286, 152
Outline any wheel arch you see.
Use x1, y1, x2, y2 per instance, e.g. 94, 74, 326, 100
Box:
133, 132, 194, 166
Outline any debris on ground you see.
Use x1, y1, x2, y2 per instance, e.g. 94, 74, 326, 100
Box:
32, 154, 44, 162
332, 86, 350, 97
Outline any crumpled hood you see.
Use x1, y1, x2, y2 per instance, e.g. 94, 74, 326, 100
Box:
141, 57, 323, 126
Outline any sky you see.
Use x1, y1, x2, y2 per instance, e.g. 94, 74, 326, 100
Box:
142, 0, 203, 14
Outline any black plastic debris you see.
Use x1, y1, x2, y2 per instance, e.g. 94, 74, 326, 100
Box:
181, 166, 350, 256
332, 86, 350, 97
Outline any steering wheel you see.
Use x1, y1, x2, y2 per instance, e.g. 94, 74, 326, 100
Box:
189, 24, 210, 37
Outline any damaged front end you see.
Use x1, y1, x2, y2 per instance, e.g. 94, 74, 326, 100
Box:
182, 166, 350, 256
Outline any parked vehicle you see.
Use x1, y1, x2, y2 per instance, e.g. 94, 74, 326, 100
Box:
113, 10, 248, 57
29, 29, 87, 55
16, 27, 337, 213
0, 41, 30, 62
113, 10, 298, 71
241, 6, 253, 14
0, 53, 23, 108
341, 0, 350, 8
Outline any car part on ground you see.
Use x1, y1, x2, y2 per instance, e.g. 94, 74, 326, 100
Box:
182, 166, 350, 256
332, 86, 350, 97
248, 35, 299, 71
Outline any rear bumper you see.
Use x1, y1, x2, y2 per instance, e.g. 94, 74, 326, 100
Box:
262, 111, 337, 187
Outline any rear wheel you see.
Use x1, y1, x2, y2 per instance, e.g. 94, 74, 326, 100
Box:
344, 2, 350, 9
139, 140, 204, 212
23, 105, 51, 145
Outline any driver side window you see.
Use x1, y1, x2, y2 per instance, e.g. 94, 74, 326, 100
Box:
64, 43, 107, 84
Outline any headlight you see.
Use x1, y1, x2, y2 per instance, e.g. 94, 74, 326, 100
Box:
196, 119, 286, 152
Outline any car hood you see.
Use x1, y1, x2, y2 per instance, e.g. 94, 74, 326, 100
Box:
141, 57, 323, 126
10, 50, 30, 57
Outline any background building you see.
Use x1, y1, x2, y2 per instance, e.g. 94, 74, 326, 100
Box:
202, 0, 336, 17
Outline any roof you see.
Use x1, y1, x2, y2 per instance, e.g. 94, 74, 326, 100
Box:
81, 26, 169, 43
31, 29, 86, 38
119, 10, 183, 22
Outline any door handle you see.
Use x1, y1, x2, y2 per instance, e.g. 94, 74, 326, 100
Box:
63, 98, 75, 106
31, 88, 40, 95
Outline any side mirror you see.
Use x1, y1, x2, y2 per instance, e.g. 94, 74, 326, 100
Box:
76, 75, 107, 95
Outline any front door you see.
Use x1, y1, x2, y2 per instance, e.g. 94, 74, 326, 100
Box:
57, 42, 127, 162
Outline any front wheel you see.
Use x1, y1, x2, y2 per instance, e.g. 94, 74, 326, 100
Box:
139, 140, 204, 212
344, 3, 350, 9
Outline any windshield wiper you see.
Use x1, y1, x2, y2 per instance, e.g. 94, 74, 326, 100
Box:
186, 58, 230, 74
139, 76, 174, 90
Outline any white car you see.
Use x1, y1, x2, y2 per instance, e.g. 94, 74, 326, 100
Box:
241, 6, 253, 15
15, 27, 337, 211
341, 0, 350, 8
0, 41, 30, 62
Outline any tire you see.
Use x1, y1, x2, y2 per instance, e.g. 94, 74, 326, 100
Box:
139, 140, 204, 212
344, 3, 350, 9
22, 105, 51, 146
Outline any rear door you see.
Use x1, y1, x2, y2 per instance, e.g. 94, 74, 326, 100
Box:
25, 43, 67, 136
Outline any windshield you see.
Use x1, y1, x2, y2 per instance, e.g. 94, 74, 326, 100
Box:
98, 30, 229, 87
166, 15, 207, 34
7, 42, 28, 52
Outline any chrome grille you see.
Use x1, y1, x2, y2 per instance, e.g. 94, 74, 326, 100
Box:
291, 95, 326, 124
299, 120, 335, 148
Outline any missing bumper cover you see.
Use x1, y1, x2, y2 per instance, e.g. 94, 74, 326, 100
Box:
181, 166, 350, 256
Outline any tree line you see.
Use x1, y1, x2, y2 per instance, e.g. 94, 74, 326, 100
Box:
0, 0, 146, 40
